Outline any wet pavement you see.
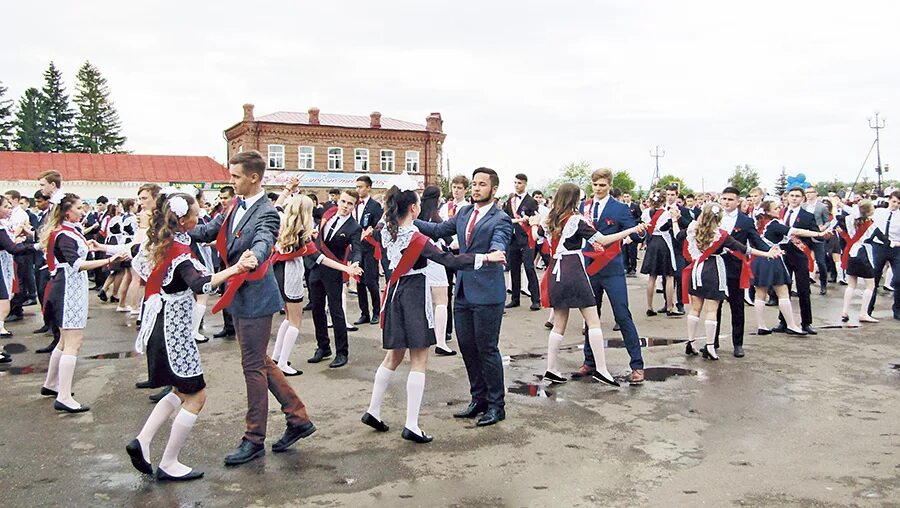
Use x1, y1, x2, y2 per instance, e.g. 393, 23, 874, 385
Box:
1, 277, 899, 507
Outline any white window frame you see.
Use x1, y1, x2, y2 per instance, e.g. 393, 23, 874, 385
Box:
405, 150, 420, 173
298, 146, 314, 170
354, 148, 369, 172
328, 147, 343, 171
267, 144, 284, 169
380, 149, 395, 173
238, 145, 243, 153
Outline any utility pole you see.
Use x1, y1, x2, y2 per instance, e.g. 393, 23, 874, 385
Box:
869, 112, 886, 195
649, 145, 665, 188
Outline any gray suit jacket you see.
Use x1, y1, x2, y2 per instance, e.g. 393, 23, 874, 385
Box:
190, 197, 284, 319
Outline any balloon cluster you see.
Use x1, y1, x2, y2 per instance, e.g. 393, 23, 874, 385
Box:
786, 173, 810, 189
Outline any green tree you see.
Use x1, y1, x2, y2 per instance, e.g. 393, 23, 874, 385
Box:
0, 81, 14, 150
773, 166, 788, 195
13, 88, 48, 152
74, 61, 126, 153
727, 164, 760, 195
612, 169, 636, 195
657, 174, 693, 196
41, 62, 76, 152
547, 161, 592, 196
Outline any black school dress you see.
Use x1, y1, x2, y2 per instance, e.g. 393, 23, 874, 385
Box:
751, 219, 791, 287
381, 226, 478, 350
686, 226, 750, 301
844, 220, 886, 279
0, 228, 36, 300
45, 225, 90, 330
541, 215, 602, 309
640, 208, 677, 276
273, 240, 320, 303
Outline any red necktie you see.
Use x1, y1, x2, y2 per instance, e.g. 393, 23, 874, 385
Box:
466, 209, 480, 244
449, 202, 456, 217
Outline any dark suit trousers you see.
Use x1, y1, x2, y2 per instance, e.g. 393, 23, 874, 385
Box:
582, 274, 644, 371
454, 292, 505, 409
869, 245, 900, 315
623, 242, 638, 272
812, 242, 828, 288
779, 253, 812, 326
714, 275, 744, 348
309, 272, 349, 355
507, 241, 539, 305
16, 253, 36, 298
357, 252, 381, 319
234, 315, 310, 445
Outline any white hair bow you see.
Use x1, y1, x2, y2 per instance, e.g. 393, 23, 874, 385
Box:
711, 205, 721, 215
168, 196, 189, 218
392, 172, 418, 192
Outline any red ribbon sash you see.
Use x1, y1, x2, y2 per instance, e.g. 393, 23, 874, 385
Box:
647, 209, 665, 236
215, 198, 239, 267
379, 232, 430, 328
364, 235, 383, 261
144, 243, 194, 297
585, 240, 621, 276
46, 225, 86, 273
757, 217, 771, 236
681, 230, 729, 302
839, 220, 872, 270
269, 241, 319, 264
211, 199, 273, 314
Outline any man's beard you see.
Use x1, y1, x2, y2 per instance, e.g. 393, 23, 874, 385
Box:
472, 193, 493, 204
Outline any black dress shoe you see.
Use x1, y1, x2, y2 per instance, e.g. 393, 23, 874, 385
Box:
542, 371, 567, 384
401, 427, 433, 443
370, 315, 380, 325
435, 346, 457, 356
126, 439, 154, 475
733, 345, 745, 358
224, 439, 265, 466
272, 421, 316, 452
33, 325, 51, 334
135, 380, 153, 389
770, 324, 788, 334
5, 314, 22, 323
156, 468, 204, 482
802, 326, 817, 335
785, 327, 807, 336
302, 302, 313, 311
213, 328, 235, 339
22, 298, 37, 307
529, 303, 541, 311
149, 386, 173, 402
666, 309, 685, 317
40, 387, 73, 397
54, 400, 91, 413
765, 298, 778, 307
757, 328, 772, 335
819, 286, 827, 296
353, 316, 371, 326
328, 354, 348, 368
308, 349, 332, 363
505, 302, 520, 309
98, 290, 108, 302
476, 407, 506, 427
453, 401, 488, 418
361, 412, 389, 432
646, 309, 658, 317
345, 324, 359, 332
35, 342, 58, 354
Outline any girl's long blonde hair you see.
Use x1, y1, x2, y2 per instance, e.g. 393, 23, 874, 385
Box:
694, 202, 724, 251
278, 195, 315, 252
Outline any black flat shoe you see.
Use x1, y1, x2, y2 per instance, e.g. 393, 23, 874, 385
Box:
149, 386, 173, 402
0, 331, 12, 338
401, 427, 433, 443
757, 328, 772, 335
841, 315, 849, 323
666, 309, 685, 317
345, 325, 359, 332
33, 325, 51, 334
40, 387, 73, 397
530, 303, 541, 311
135, 380, 153, 389
328, 354, 348, 368
453, 401, 488, 418
98, 291, 108, 302
542, 371, 568, 384
212, 329, 235, 339
646, 309, 657, 317
504, 302, 520, 309
35, 343, 57, 354
156, 468, 204, 482
685, 340, 698, 356
361, 412, 389, 432
476, 408, 506, 427
5, 314, 22, 323
272, 421, 316, 453
370, 315, 380, 325
591, 371, 621, 387
54, 400, 91, 413
435, 346, 457, 356
544, 321, 553, 329
280, 368, 303, 376
733, 346, 745, 358
307, 349, 332, 363
785, 327, 807, 336
770, 324, 787, 334
353, 316, 370, 326
126, 439, 153, 475
224, 439, 265, 466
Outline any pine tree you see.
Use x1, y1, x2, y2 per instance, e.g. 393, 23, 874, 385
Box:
13, 87, 48, 152
774, 166, 788, 195
74, 61, 126, 153
41, 61, 76, 152
0, 81, 14, 150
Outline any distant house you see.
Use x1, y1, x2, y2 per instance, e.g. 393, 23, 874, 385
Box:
0, 151, 230, 201
224, 104, 446, 192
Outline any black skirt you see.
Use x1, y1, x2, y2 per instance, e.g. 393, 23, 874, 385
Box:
847, 253, 875, 279
545, 255, 595, 309
381, 273, 436, 350
641, 235, 676, 276
0, 275, 9, 300
751, 256, 791, 287
825, 235, 841, 255
273, 261, 304, 303
688, 258, 728, 301
146, 309, 205, 394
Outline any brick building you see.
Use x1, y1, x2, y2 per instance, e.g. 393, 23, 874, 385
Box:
223, 104, 446, 192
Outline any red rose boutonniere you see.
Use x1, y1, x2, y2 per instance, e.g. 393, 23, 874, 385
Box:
605, 219, 616, 226
733, 227, 741, 233
234, 230, 242, 238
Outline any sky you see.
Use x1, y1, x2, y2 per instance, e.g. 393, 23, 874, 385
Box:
3, 0, 899, 194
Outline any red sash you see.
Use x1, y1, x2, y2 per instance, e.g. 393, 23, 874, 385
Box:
378, 232, 430, 328
757, 217, 771, 236
585, 240, 621, 276
781, 208, 815, 271
538, 216, 571, 308
646, 209, 665, 236
518, 221, 536, 249
839, 220, 872, 270
364, 236, 383, 261
211, 199, 273, 313
681, 229, 729, 302
729, 251, 753, 290
269, 241, 319, 264
144, 243, 194, 297
215, 198, 239, 266
46, 225, 86, 273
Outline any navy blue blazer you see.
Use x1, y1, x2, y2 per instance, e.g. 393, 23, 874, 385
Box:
190, 198, 284, 319
415, 203, 512, 305
578, 198, 636, 277
722, 212, 768, 278
782, 207, 818, 259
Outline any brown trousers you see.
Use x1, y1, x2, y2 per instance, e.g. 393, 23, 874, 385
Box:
234, 315, 310, 444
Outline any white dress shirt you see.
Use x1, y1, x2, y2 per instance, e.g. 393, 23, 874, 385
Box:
873, 207, 900, 244
231, 190, 265, 232
721, 209, 739, 233
324, 212, 352, 241
465, 201, 494, 238
355, 197, 368, 221
588, 196, 610, 221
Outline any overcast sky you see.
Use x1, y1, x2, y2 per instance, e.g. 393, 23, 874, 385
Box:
4, 1, 899, 194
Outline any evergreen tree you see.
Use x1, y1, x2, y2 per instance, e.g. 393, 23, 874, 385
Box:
13, 87, 48, 152
774, 166, 788, 195
0, 81, 14, 150
41, 61, 76, 152
74, 61, 126, 153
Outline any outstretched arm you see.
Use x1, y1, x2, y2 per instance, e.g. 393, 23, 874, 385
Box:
189, 212, 225, 244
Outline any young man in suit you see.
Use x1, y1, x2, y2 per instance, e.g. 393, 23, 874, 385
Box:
804, 185, 831, 295
415, 167, 512, 427
306, 189, 362, 368
714, 187, 773, 357
868, 191, 900, 320
353, 176, 383, 326
575, 169, 645, 383
190, 150, 315, 466
661, 184, 691, 314
502, 173, 541, 310
621, 191, 642, 276
322, 188, 340, 214
772, 187, 820, 335
212, 186, 237, 339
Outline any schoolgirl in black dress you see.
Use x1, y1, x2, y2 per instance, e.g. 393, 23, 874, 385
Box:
751, 200, 828, 335
98, 202, 120, 302
361, 185, 505, 444
125, 193, 257, 482
535, 183, 645, 385
39, 194, 128, 412
0, 195, 39, 361
839, 200, 891, 323
640, 190, 680, 316
683, 203, 777, 360
114, 198, 138, 313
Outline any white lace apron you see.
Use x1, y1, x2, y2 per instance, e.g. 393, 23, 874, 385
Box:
383, 225, 434, 328
51, 228, 89, 329
550, 215, 602, 286
686, 224, 728, 297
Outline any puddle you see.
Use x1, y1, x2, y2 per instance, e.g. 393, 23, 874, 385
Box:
508, 382, 554, 398
607, 337, 686, 348
640, 367, 697, 382
0, 364, 48, 376
3, 343, 27, 354
821, 323, 861, 329
85, 351, 141, 360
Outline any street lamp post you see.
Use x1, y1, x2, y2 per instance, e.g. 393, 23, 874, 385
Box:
649, 145, 665, 188
868, 112, 886, 196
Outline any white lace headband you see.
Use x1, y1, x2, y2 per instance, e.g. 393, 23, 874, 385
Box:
711, 205, 721, 216
168, 196, 189, 218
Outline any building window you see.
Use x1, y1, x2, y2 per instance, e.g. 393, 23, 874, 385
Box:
267, 144, 284, 169
298, 146, 314, 170
238, 145, 243, 153
354, 149, 369, 172
380, 149, 395, 173
328, 147, 343, 171
405, 151, 420, 173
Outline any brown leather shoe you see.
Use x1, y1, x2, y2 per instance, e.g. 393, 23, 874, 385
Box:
570, 365, 592, 379
625, 369, 645, 384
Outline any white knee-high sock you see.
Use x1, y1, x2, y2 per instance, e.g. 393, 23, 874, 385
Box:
778, 299, 799, 330
43, 348, 63, 391
704, 320, 718, 357
56, 355, 82, 408
272, 319, 290, 362
366, 365, 394, 421
278, 326, 300, 372
587, 328, 611, 378
861, 289, 874, 317
753, 299, 767, 330
405, 371, 426, 435
842, 286, 854, 316
0, 319, 6, 334
546, 331, 564, 374
136, 392, 181, 463
158, 409, 198, 477
686, 314, 700, 340
434, 304, 449, 350
191, 304, 206, 340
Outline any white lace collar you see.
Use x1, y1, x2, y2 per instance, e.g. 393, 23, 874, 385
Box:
382, 224, 418, 270
175, 231, 191, 246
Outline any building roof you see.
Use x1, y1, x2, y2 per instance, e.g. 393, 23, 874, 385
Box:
0, 151, 229, 183
256, 111, 428, 132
